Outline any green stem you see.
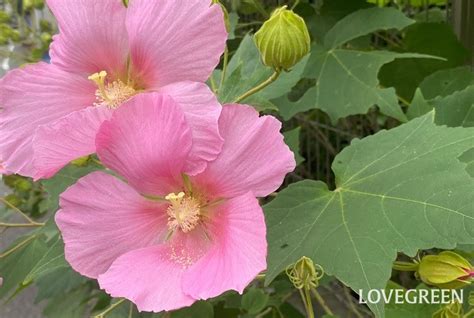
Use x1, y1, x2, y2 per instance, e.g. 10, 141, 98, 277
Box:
291, 0, 300, 9
0, 235, 37, 258
463, 308, 474, 318
0, 222, 44, 228
233, 70, 281, 103
218, 46, 229, 92
311, 288, 334, 316
94, 299, 126, 318
0, 197, 39, 225
304, 288, 315, 318
392, 261, 419, 271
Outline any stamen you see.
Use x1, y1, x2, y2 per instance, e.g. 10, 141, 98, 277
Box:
88, 70, 136, 109
166, 192, 201, 233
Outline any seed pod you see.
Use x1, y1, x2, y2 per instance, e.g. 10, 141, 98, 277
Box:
254, 6, 310, 71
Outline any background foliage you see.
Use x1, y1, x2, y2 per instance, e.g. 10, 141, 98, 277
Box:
0, 0, 473, 317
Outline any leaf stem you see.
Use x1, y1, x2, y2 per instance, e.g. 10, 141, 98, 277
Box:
94, 299, 126, 318
311, 288, 334, 316
233, 70, 281, 103
298, 288, 315, 318
0, 222, 44, 228
0, 235, 36, 258
218, 46, 229, 92
392, 260, 419, 271
0, 196, 40, 225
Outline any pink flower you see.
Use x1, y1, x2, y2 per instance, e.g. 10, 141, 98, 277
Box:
0, 0, 227, 179
55, 93, 295, 312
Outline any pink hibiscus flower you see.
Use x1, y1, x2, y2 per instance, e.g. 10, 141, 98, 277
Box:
0, 0, 227, 179
55, 93, 295, 312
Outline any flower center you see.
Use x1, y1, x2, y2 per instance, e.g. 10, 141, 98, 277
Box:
88, 71, 136, 109
165, 192, 201, 233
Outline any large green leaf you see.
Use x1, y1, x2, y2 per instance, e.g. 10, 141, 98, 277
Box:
274, 7, 440, 122
408, 84, 474, 127
265, 113, 474, 317
283, 127, 304, 166
323, 7, 413, 49
0, 235, 47, 299
418, 66, 474, 100
379, 22, 470, 100
23, 235, 68, 285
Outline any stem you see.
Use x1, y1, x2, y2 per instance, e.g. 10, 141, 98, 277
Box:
233, 70, 281, 103
397, 94, 410, 107
0, 222, 44, 228
0, 235, 36, 258
256, 307, 272, 318
343, 286, 364, 318
0, 197, 39, 225
218, 46, 229, 92
94, 299, 126, 318
463, 308, 474, 318
291, 0, 300, 9
311, 288, 334, 316
304, 288, 315, 318
209, 75, 218, 93
392, 261, 419, 271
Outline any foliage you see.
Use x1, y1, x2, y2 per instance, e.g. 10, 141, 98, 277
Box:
1, 0, 473, 317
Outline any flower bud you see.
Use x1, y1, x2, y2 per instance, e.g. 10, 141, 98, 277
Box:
417, 251, 473, 289
254, 6, 310, 71
432, 301, 463, 318
286, 256, 323, 290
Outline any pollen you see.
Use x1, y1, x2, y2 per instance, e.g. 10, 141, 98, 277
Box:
88, 71, 136, 109
166, 192, 201, 233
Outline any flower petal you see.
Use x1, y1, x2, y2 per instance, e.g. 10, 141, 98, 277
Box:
196, 104, 296, 198
126, 0, 227, 87
96, 93, 192, 196
98, 245, 196, 312
0, 62, 96, 177
182, 192, 267, 298
157, 81, 223, 175
56, 171, 167, 278
33, 106, 113, 180
47, 0, 129, 75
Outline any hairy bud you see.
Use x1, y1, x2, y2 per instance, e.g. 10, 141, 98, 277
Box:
254, 6, 310, 71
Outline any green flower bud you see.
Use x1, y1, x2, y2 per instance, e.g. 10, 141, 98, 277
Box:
40, 32, 52, 44
71, 155, 90, 167
254, 6, 310, 71
286, 256, 323, 290
417, 251, 473, 289
432, 301, 463, 318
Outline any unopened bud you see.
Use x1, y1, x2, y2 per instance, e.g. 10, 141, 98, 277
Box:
432, 301, 463, 318
286, 256, 323, 290
417, 251, 473, 289
254, 6, 310, 71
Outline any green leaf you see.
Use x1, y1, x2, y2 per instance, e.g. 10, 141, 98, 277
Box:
171, 301, 213, 318
276, 49, 435, 122
408, 85, 474, 128
265, 113, 474, 317
219, 34, 308, 106
241, 287, 269, 314
379, 22, 470, 100
42, 163, 100, 212
22, 235, 68, 285
418, 66, 474, 100
0, 235, 47, 299
42, 284, 91, 318
35, 267, 88, 302
459, 148, 474, 178
283, 127, 304, 166
323, 7, 414, 49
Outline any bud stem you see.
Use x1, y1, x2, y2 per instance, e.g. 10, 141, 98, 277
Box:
311, 287, 334, 316
233, 70, 281, 103
392, 260, 419, 272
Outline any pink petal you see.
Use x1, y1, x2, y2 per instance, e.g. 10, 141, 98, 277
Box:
157, 81, 223, 175
182, 192, 267, 298
47, 0, 129, 75
56, 171, 167, 278
98, 245, 196, 312
196, 104, 296, 198
96, 93, 192, 196
126, 0, 227, 87
33, 106, 113, 180
0, 62, 96, 177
